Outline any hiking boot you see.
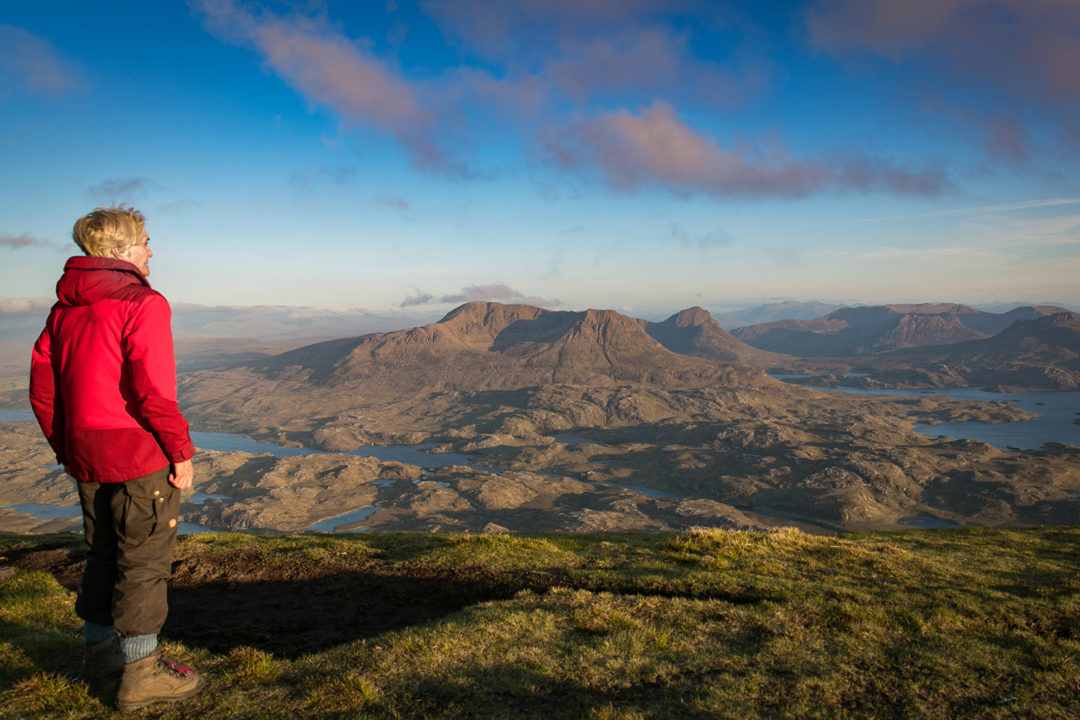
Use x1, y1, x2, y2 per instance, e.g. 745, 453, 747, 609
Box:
82, 635, 124, 693
116, 651, 202, 711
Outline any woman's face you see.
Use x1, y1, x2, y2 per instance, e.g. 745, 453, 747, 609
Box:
116, 235, 153, 277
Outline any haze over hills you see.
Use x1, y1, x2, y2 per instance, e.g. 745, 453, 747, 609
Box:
0, 300, 438, 405
0, 299, 433, 343
732, 304, 1068, 357
709, 301, 844, 329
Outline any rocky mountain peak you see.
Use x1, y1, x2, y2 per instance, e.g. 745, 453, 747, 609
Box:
666, 306, 714, 327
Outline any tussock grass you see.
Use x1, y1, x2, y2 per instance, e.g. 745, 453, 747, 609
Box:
0, 527, 1077, 719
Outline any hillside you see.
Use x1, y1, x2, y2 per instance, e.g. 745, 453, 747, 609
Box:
732, 304, 1067, 357
261, 302, 761, 391
2, 528, 1077, 719
862, 311, 1080, 389
162, 302, 1080, 533
178, 302, 769, 434
642, 307, 785, 366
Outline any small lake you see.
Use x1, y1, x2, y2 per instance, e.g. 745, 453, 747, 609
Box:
0, 503, 82, 520
0, 409, 33, 422
1, 409, 470, 534
766, 374, 1080, 449
830, 387, 1079, 450
0, 411, 471, 468
306, 505, 377, 533
189, 431, 472, 468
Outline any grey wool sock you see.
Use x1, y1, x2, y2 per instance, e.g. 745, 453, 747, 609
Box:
84, 621, 115, 645
119, 634, 158, 664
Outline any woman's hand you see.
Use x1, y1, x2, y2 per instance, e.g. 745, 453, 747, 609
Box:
168, 459, 194, 490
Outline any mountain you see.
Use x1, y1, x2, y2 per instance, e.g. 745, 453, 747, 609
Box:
246, 301, 766, 396
867, 311, 1080, 389
642, 307, 784, 366
731, 304, 1066, 357
710, 301, 843, 329
179, 301, 772, 442
974, 301, 1078, 314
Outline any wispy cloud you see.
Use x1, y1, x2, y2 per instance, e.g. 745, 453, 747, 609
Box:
0, 233, 60, 251
857, 196, 1080, 223
87, 177, 156, 202
0, 297, 54, 314
193, 0, 460, 175
424, 0, 691, 62
289, 165, 358, 189
807, 0, 1080, 160
0, 25, 83, 96
399, 290, 434, 307
670, 223, 733, 251
401, 283, 561, 308
546, 102, 948, 199
376, 196, 411, 212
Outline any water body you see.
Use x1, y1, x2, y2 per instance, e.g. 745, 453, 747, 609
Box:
0, 411, 471, 534
765, 373, 1080, 449
306, 505, 377, 533
825, 387, 1080, 450
0, 500, 218, 536
624, 484, 678, 499
190, 431, 471, 468
0, 412, 472, 467
189, 491, 229, 505
0, 409, 33, 422
178, 522, 217, 535
552, 433, 596, 447
0, 503, 81, 519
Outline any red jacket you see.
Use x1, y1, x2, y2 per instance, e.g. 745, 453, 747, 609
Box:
29, 256, 195, 483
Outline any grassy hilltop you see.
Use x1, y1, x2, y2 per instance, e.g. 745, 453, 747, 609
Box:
1, 528, 1078, 719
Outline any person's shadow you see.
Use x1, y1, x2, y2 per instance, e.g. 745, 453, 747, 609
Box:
163, 569, 533, 658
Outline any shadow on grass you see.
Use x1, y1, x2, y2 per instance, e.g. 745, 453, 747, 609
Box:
164, 568, 772, 659
4, 534, 775, 662
163, 570, 527, 658
389, 663, 722, 720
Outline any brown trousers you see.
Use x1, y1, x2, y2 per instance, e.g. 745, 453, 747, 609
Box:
75, 467, 180, 637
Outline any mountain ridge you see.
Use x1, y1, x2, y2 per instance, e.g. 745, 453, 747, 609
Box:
732, 303, 1068, 356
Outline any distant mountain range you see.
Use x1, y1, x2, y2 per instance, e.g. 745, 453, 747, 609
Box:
865, 311, 1080, 389
709, 301, 843, 328
0, 299, 432, 343
731, 304, 1069, 357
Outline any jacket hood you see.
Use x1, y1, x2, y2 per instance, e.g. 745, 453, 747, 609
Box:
56, 256, 151, 307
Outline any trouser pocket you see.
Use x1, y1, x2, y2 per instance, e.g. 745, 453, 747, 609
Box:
116, 468, 175, 547
110, 467, 178, 637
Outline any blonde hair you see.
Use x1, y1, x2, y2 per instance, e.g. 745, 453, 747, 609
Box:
72, 206, 147, 257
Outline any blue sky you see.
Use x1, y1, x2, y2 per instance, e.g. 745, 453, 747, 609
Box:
2, 0, 1080, 314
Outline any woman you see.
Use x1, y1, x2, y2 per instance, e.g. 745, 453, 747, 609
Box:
29, 206, 202, 710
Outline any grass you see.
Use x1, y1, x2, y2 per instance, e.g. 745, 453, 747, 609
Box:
0, 527, 1077, 719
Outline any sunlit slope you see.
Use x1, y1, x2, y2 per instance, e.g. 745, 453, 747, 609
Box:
2, 527, 1077, 719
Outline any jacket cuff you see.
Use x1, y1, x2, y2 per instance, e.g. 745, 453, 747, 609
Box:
166, 438, 196, 464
